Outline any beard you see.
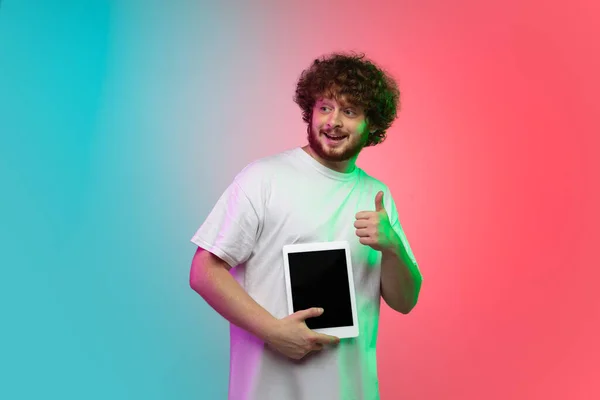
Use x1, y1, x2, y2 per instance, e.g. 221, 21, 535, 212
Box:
307, 124, 368, 162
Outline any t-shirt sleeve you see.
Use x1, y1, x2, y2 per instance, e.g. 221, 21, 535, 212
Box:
385, 188, 419, 268
190, 169, 263, 268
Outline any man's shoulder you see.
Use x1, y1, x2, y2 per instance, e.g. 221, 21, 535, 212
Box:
234, 147, 299, 185
356, 168, 402, 213
247, 147, 297, 168
357, 167, 390, 192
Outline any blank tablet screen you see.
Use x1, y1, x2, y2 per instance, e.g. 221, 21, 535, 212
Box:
287, 249, 354, 329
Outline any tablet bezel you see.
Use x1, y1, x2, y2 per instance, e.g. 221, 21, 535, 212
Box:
282, 241, 359, 338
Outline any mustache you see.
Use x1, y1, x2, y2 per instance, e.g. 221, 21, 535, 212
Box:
319, 128, 347, 135
308, 125, 347, 136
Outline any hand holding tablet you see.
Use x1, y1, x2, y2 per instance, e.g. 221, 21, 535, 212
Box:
282, 241, 359, 339
265, 307, 340, 360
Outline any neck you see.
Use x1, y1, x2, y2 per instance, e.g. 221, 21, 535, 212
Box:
301, 145, 358, 174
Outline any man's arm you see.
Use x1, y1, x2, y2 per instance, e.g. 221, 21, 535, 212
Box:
354, 190, 422, 314
380, 236, 422, 314
189, 247, 339, 359
189, 247, 280, 340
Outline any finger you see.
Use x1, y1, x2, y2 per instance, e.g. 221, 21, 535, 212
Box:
355, 228, 371, 237
375, 191, 385, 212
294, 307, 324, 321
359, 237, 375, 246
313, 333, 340, 345
312, 343, 324, 351
353, 220, 369, 229
355, 211, 376, 220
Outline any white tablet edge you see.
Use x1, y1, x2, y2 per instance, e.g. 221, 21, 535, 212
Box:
282, 241, 359, 339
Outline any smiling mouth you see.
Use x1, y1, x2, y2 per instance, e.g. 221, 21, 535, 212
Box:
323, 132, 347, 141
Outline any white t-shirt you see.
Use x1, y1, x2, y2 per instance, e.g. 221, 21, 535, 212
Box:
191, 147, 418, 400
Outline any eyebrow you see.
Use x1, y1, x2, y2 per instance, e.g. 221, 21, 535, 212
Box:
317, 99, 358, 109
340, 102, 362, 111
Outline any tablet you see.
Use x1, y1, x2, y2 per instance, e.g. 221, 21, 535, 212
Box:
282, 241, 359, 338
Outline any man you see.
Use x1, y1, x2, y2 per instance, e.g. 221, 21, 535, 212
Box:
189, 52, 422, 400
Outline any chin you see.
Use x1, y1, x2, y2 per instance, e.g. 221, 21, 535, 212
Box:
322, 153, 348, 162
307, 128, 363, 162
321, 146, 356, 162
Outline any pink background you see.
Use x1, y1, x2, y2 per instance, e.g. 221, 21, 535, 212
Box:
249, 1, 600, 398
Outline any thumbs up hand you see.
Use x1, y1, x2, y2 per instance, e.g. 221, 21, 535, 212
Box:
354, 191, 399, 252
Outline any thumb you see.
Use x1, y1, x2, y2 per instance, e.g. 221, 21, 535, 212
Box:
294, 307, 324, 321
375, 191, 385, 212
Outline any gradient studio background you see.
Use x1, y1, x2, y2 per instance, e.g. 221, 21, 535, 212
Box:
1, 1, 599, 399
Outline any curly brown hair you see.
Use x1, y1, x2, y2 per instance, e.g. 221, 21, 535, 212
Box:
293, 52, 400, 147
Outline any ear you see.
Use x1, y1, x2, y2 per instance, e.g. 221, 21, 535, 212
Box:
365, 117, 380, 136
368, 122, 380, 135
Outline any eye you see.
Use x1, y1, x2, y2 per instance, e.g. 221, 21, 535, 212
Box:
320, 105, 331, 112
344, 109, 357, 117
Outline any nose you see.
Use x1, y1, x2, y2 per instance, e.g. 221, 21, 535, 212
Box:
326, 110, 343, 130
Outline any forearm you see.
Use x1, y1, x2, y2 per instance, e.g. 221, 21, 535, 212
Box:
380, 235, 422, 314
190, 250, 279, 341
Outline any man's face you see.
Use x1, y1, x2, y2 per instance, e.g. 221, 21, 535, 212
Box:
307, 96, 371, 162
